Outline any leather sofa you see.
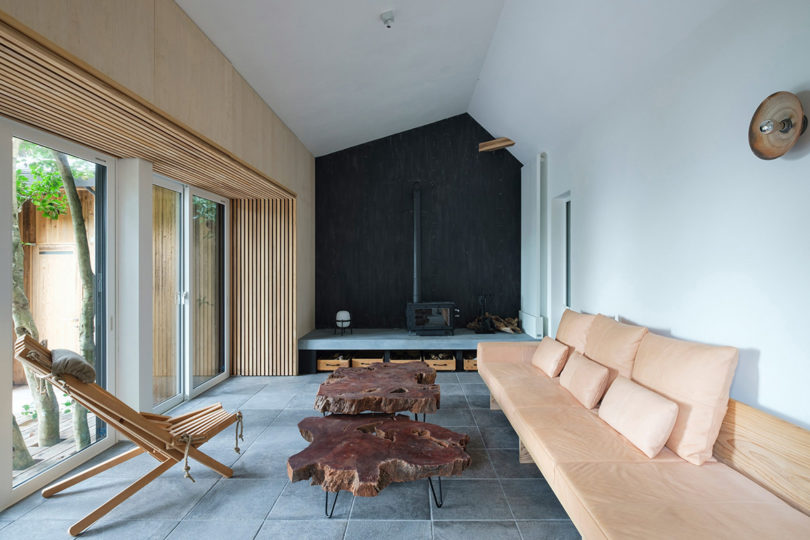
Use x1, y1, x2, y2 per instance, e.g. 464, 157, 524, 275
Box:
478, 310, 810, 539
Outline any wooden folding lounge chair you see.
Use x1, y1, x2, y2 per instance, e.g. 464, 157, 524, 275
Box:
13, 335, 243, 536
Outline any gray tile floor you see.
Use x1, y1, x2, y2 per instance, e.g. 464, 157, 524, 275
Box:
0, 371, 579, 539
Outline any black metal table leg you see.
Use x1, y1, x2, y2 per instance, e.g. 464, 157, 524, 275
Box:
428, 476, 443, 508
325, 490, 340, 518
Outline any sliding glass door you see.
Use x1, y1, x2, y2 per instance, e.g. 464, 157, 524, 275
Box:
152, 179, 228, 411
189, 192, 228, 393
152, 179, 184, 409
1, 118, 116, 504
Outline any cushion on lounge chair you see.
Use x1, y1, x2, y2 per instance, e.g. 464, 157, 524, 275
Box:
51, 349, 96, 383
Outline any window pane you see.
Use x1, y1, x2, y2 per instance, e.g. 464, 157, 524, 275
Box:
11, 137, 106, 487
152, 186, 182, 406
192, 195, 225, 388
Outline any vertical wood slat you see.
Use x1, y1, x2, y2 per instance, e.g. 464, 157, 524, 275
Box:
231, 199, 297, 375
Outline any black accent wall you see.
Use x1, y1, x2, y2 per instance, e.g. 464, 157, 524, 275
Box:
315, 113, 522, 329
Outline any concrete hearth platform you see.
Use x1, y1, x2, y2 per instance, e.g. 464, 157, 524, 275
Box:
298, 329, 540, 373
299, 328, 539, 351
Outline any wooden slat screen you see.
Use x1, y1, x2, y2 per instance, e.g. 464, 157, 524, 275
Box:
231, 199, 297, 375
0, 19, 293, 200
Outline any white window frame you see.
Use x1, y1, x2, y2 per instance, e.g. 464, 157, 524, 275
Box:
150, 176, 231, 412
0, 116, 117, 508
151, 174, 186, 413
184, 185, 230, 399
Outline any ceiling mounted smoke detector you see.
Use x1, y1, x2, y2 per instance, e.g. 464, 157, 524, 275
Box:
380, 10, 395, 29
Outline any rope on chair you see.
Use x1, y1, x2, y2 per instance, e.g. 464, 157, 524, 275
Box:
234, 411, 244, 453
26, 351, 51, 389
179, 434, 197, 483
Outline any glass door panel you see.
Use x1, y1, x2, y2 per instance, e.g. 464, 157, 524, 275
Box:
152, 185, 183, 408
190, 194, 226, 390
11, 137, 107, 487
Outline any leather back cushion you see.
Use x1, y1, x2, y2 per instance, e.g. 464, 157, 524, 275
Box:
584, 314, 648, 384
560, 352, 610, 409
556, 309, 595, 354
599, 376, 679, 458
531, 337, 570, 377
632, 333, 738, 465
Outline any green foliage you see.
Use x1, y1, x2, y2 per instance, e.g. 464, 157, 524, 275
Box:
193, 196, 219, 225
13, 138, 95, 219
21, 403, 37, 421
61, 393, 73, 415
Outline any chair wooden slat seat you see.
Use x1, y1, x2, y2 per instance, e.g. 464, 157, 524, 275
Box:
13, 335, 242, 536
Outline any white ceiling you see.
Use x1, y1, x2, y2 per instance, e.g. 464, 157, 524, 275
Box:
176, 0, 506, 157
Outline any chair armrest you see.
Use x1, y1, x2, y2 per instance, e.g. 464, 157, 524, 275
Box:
477, 341, 540, 366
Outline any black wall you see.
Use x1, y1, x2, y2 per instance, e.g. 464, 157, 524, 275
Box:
315, 113, 522, 329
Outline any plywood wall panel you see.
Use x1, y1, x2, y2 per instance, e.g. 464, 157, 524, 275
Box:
232, 199, 297, 375
231, 71, 265, 173
0, 0, 155, 102
154, 0, 234, 153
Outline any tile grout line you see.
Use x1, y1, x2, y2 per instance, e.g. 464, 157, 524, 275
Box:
470, 384, 525, 540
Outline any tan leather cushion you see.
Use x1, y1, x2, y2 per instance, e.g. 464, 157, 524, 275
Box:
584, 314, 648, 384
555, 309, 595, 354
599, 376, 678, 458
559, 352, 610, 409
512, 406, 684, 486
477, 341, 541, 366
632, 333, 738, 465
480, 360, 581, 418
531, 337, 570, 377
556, 461, 810, 539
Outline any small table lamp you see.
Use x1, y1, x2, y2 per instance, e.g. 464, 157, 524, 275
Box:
335, 310, 352, 335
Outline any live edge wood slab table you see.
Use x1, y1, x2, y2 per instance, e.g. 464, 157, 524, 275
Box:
288, 362, 471, 515
314, 361, 440, 415
287, 414, 471, 512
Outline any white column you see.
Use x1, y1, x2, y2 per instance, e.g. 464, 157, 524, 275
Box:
520, 153, 546, 338
116, 158, 153, 410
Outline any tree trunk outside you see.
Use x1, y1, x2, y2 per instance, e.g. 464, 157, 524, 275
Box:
11, 183, 61, 448
12, 416, 34, 470
53, 151, 93, 451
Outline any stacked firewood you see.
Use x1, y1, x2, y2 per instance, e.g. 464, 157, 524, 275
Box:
467, 313, 523, 334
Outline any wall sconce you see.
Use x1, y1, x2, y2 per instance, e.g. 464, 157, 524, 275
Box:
335, 310, 352, 335
749, 91, 807, 159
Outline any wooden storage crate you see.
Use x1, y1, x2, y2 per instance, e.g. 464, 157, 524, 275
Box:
425, 358, 455, 371
463, 351, 478, 371
352, 352, 384, 368
424, 352, 456, 371
317, 353, 351, 371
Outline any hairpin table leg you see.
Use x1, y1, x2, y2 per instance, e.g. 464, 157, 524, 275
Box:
428, 476, 443, 508
325, 490, 340, 518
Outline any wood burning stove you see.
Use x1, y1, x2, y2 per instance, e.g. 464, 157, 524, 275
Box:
407, 301, 459, 336
406, 182, 459, 335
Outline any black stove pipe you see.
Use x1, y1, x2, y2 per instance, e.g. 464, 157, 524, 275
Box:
413, 181, 421, 303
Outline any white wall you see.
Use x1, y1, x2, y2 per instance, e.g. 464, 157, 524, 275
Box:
476, 0, 810, 428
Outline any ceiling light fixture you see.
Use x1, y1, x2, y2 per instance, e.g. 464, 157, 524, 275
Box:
381, 10, 395, 29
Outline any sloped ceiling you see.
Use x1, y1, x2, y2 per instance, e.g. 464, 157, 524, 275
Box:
468, 0, 732, 166
176, 0, 505, 157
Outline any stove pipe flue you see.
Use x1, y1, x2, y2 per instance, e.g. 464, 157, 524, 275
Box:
413, 181, 421, 304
